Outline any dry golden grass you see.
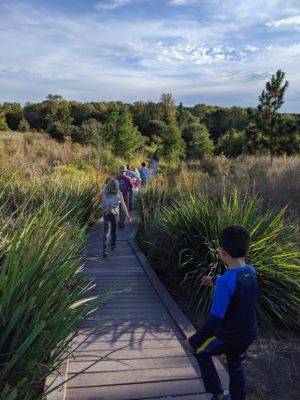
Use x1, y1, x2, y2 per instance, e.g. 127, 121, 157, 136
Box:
159, 155, 300, 220
0, 131, 95, 176
1, 132, 299, 218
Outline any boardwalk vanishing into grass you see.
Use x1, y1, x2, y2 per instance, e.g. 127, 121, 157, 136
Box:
51, 216, 228, 400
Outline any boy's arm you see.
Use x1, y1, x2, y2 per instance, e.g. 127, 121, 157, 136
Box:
187, 278, 232, 351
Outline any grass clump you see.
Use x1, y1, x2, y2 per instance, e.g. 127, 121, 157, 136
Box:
138, 187, 300, 331
0, 201, 106, 399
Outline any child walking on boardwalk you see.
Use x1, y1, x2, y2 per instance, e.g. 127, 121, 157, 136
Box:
100, 178, 130, 258
183, 225, 257, 400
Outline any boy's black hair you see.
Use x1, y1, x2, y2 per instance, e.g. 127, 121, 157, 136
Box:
141, 162, 146, 167
219, 225, 250, 258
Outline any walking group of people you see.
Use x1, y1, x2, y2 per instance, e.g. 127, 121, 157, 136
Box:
98, 156, 258, 400
98, 160, 155, 258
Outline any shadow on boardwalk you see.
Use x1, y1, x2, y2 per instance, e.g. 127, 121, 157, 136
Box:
56, 216, 228, 400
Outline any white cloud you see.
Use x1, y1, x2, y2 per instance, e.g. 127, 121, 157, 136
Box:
266, 15, 300, 28
0, 1, 300, 111
245, 45, 259, 52
169, 0, 200, 5
95, 0, 136, 10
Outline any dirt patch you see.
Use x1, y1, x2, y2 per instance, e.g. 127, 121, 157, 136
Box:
156, 267, 300, 400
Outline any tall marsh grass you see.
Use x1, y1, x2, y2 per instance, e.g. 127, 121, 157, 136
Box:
159, 155, 300, 219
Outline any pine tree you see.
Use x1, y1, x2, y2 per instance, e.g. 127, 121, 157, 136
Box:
160, 93, 176, 124
182, 122, 214, 159
258, 70, 289, 162
176, 102, 185, 128
113, 110, 144, 160
159, 122, 186, 162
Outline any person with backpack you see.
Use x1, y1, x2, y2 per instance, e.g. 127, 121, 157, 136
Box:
100, 178, 130, 258
139, 162, 151, 185
116, 165, 133, 228
126, 165, 141, 211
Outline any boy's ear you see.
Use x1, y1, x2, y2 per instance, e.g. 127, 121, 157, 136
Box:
219, 247, 228, 259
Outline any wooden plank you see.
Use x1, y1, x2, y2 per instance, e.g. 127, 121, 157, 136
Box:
91, 277, 152, 281
85, 271, 145, 276
68, 366, 199, 387
80, 320, 178, 330
72, 347, 190, 361
68, 356, 199, 374
74, 330, 183, 343
92, 310, 170, 319
98, 307, 166, 314
66, 379, 205, 400
73, 338, 181, 352
85, 312, 173, 321
78, 326, 182, 335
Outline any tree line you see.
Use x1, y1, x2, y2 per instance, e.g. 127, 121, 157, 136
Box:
0, 70, 299, 161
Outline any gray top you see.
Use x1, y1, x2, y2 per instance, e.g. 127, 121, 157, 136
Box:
101, 190, 122, 215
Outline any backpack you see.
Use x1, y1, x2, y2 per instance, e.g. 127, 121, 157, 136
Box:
117, 175, 128, 195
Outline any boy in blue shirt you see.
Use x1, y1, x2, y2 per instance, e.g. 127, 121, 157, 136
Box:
183, 225, 257, 400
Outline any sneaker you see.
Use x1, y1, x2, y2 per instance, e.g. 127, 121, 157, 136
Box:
103, 251, 108, 258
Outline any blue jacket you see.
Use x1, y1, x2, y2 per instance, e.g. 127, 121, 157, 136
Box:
189, 265, 257, 351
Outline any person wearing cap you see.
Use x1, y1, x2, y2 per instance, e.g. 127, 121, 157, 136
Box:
116, 165, 133, 228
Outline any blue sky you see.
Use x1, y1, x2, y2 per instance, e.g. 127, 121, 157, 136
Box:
0, 0, 300, 111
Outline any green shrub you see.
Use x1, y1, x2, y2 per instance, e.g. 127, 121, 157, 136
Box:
0, 203, 105, 399
138, 189, 300, 331
182, 122, 214, 159
17, 117, 30, 132
217, 129, 247, 157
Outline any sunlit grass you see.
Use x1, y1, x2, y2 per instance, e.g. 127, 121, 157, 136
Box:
137, 184, 300, 331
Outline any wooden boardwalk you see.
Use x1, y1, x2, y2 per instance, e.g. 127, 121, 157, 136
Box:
57, 216, 228, 400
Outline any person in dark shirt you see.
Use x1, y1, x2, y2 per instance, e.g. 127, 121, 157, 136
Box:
116, 166, 133, 228
183, 225, 257, 400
